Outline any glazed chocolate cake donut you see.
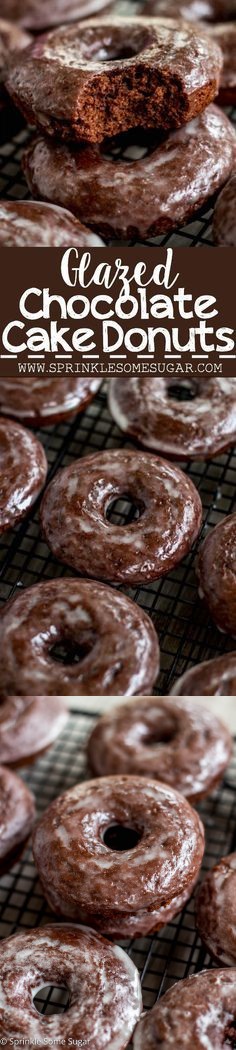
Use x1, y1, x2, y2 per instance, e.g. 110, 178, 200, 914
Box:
0, 696, 68, 766
171, 652, 236, 695
0, 578, 160, 696
40, 448, 202, 584
0, 416, 47, 533
23, 107, 236, 240
0, 924, 142, 1050
143, 0, 236, 19
214, 173, 236, 247
0, 765, 35, 872
197, 514, 236, 636
196, 853, 236, 965
0, 377, 101, 426
133, 969, 236, 1050
0, 200, 104, 246
6, 18, 222, 145
108, 377, 236, 459
87, 697, 232, 802
1, 0, 113, 32
32, 775, 205, 937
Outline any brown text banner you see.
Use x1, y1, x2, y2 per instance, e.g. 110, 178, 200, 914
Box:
0, 247, 235, 376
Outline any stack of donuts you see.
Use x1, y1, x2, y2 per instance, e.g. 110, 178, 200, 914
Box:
0, 690, 236, 1048
1, 374, 236, 695
0, 0, 236, 242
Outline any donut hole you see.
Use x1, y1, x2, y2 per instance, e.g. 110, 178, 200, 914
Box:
167, 380, 199, 401
103, 823, 141, 851
225, 1019, 236, 1047
49, 632, 96, 665
106, 493, 145, 525
102, 127, 165, 162
145, 726, 176, 748
81, 26, 146, 64
33, 984, 69, 1016
89, 43, 138, 61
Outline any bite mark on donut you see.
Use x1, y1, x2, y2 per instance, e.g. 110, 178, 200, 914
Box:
6, 18, 223, 144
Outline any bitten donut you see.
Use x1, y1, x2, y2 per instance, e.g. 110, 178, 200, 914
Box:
0, 416, 47, 533
108, 377, 236, 459
40, 448, 202, 584
0, 696, 68, 766
143, 0, 236, 19
196, 853, 236, 965
23, 107, 236, 240
0, 578, 160, 696
0, 924, 142, 1050
197, 513, 236, 636
88, 697, 232, 802
1, 0, 113, 32
214, 173, 236, 247
171, 652, 236, 695
6, 18, 222, 144
0, 765, 35, 872
32, 775, 205, 937
0, 200, 104, 246
133, 969, 236, 1050
0, 377, 101, 426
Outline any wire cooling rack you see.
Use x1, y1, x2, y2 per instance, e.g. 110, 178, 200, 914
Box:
0, 709, 236, 1034
0, 382, 236, 694
0, 103, 236, 247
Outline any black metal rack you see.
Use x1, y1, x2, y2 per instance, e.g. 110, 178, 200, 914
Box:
0, 709, 235, 1036
0, 382, 236, 694
0, 102, 236, 247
